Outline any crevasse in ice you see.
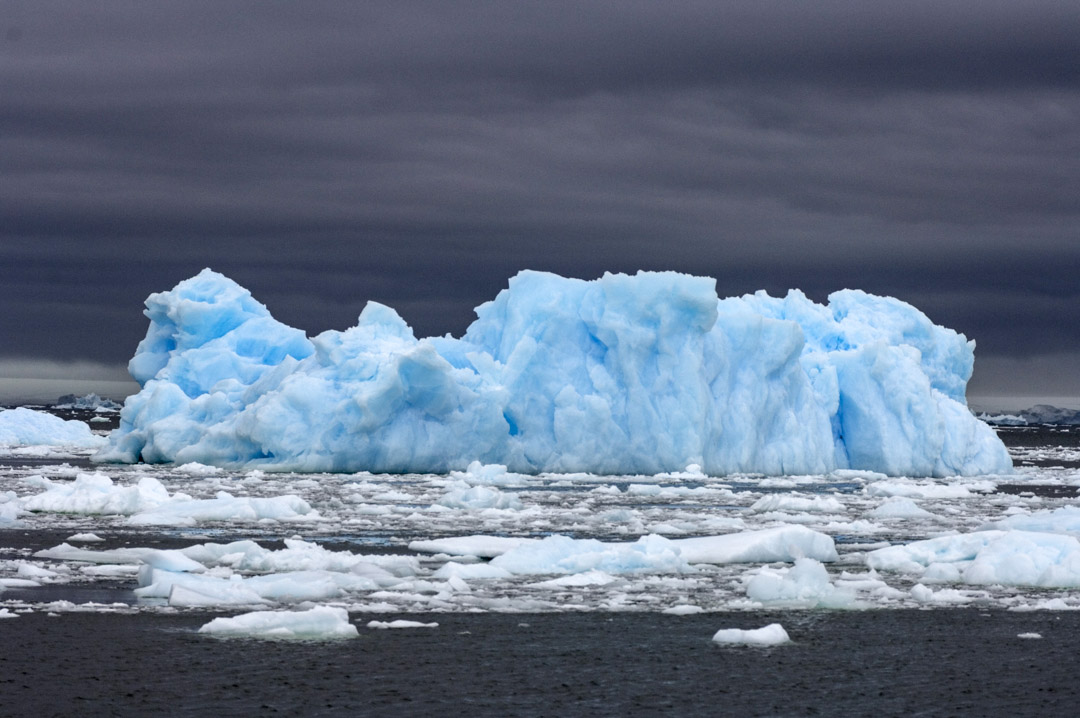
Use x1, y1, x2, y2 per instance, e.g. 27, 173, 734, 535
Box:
95, 268, 1011, 476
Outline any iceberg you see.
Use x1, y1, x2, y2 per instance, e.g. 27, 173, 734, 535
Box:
96, 268, 1010, 477
0, 408, 106, 449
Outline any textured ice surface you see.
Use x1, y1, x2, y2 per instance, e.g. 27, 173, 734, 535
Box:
867, 530, 1080, 588
0, 408, 105, 449
96, 268, 1009, 477
16, 473, 317, 526
198, 606, 358, 639
4, 436, 1079, 616
744, 558, 857, 608
712, 624, 791, 646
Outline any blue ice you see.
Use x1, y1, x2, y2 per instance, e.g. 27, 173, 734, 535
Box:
96, 269, 1011, 477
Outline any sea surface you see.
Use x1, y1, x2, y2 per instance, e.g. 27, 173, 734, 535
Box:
2, 417, 1080, 716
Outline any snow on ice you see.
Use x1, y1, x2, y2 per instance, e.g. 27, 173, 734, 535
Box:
96, 268, 1009, 477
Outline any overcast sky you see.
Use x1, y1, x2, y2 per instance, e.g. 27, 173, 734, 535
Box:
2, 2, 1078, 407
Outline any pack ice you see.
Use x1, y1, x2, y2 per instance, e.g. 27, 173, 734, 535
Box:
96, 269, 1010, 477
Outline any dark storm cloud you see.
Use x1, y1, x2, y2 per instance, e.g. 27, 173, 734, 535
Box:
2, 1, 1079, 402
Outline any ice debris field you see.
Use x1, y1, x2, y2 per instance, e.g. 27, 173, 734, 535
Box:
2, 269, 1078, 639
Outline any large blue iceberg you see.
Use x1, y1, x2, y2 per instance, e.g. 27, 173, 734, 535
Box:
96, 269, 1011, 477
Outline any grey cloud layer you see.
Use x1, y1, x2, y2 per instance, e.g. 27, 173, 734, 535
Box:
2, 2, 1078, 397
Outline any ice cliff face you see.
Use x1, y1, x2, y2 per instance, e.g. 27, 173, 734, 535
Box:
95, 268, 1011, 477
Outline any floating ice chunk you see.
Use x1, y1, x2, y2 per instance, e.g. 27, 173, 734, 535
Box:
984, 506, 1080, 535
745, 557, 856, 608
408, 535, 532, 558
35, 543, 205, 572
435, 484, 522, 510
20, 473, 171, 515
199, 606, 358, 639
663, 604, 705, 615
868, 530, 1080, 588
167, 579, 270, 607
80, 565, 140, 577
0, 491, 20, 523
367, 619, 438, 629
174, 462, 222, 476
865, 480, 994, 499
138, 566, 376, 606
97, 269, 1010, 477
712, 624, 791, 646
432, 562, 512, 580
1017, 632, 1042, 639
179, 538, 418, 580
910, 583, 977, 604
0, 608, 18, 618
66, 533, 106, 542
529, 570, 618, 588
869, 497, 936, 519
128, 493, 316, 526
17, 563, 59, 580
448, 461, 529, 487
0, 408, 106, 448
749, 494, 845, 514
491, 534, 690, 575
670, 525, 838, 564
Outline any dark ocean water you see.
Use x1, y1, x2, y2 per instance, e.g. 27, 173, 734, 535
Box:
3, 609, 1078, 717
4, 426, 1080, 716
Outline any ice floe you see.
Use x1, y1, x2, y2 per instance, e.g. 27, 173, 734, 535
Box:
712, 624, 791, 646
198, 606, 358, 639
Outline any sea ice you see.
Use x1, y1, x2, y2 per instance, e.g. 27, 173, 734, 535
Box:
96, 268, 1009, 477
0, 408, 105, 449
984, 506, 1080, 535
198, 606, 358, 639
744, 557, 856, 608
867, 530, 1080, 588
18, 473, 317, 526
712, 623, 791, 646
868, 497, 936, 519
367, 619, 439, 629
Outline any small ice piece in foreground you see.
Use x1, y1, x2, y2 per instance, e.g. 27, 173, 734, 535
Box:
712, 624, 791, 646
66, 533, 106, 542
367, 620, 439, 629
198, 606, 357, 639
0, 407, 106, 448
1017, 632, 1042, 639
0, 608, 18, 618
